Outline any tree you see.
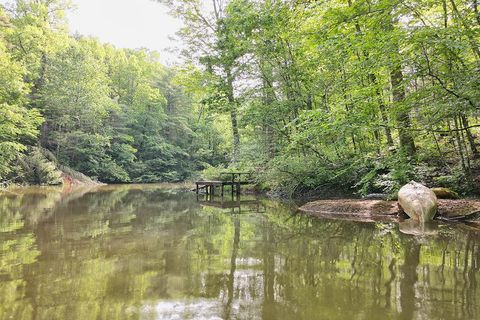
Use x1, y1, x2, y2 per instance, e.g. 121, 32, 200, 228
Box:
0, 7, 43, 181
160, 0, 253, 163
39, 38, 128, 182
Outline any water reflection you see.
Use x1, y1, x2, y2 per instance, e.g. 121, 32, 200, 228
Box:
198, 194, 266, 213
0, 185, 478, 320
399, 220, 439, 236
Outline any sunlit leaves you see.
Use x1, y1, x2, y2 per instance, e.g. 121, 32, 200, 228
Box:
0, 18, 43, 180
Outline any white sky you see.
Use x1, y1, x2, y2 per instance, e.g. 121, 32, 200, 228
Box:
66, 0, 183, 64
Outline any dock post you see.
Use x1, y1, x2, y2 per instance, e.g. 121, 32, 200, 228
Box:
221, 184, 224, 197
196, 183, 199, 194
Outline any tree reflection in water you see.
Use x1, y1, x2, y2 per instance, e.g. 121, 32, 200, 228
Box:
0, 185, 478, 320
399, 241, 420, 320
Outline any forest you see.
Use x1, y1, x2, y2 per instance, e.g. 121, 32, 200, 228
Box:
0, 0, 479, 197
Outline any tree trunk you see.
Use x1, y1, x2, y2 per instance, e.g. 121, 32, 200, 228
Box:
369, 74, 394, 147
474, 0, 480, 25
262, 73, 277, 157
385, 7, 416, 157
461, 114, 479, 158
453, 117, 469, 176
230, 108, 240, 163
390, 66, 416, 157
226, 68, 240, 163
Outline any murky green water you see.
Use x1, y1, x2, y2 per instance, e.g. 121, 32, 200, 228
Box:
0, 184, 479, 320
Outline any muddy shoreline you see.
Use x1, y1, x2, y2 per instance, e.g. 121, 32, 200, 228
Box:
299, 199, 480, 224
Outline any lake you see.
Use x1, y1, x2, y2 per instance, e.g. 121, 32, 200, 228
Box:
0, 184, 479, 320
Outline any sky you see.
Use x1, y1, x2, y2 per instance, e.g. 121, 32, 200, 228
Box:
66, 0, 183, 64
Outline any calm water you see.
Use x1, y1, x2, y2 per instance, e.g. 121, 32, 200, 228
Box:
0, 184, 479, 320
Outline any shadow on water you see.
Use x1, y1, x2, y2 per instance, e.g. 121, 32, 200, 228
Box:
0, 185, 479, 319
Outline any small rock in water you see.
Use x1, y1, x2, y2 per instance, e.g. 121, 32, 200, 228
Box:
431, 187, 459, 199
398, 181, 438, 223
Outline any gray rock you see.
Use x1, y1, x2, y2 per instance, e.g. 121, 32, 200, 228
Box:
398, 181, 438, 222
431, 187, 459, 199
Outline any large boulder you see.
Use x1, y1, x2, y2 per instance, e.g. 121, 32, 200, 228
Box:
398, 181, 438, 222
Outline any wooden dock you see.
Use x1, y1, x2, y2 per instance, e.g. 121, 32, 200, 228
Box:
195, 172, 252, 196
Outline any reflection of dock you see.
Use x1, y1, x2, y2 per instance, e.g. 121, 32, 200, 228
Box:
197, 194, 266, 213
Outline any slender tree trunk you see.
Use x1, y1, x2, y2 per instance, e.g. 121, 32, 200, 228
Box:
454, 117, 469, 175
459, 118, 472, 171
35, 52, 49, 147
390, 66, 416, 156
432, 132, 445, 163
443, 0, 449, 28
230, 108, 240, 163
262, 74, 277, 157
226, 68, 240, 163
461, 114, 479, 158
369, 74, 394, 147
341, 66, 358, 154
474, 0, 480, 25
344, 97, 358, 154
380, 104, 394, 147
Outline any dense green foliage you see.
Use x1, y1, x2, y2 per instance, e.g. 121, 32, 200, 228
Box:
0, 0, 226, 185
1, 0, 480, 196
162, 0, 480, 196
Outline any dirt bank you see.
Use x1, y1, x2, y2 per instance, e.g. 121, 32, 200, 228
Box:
299, 199, 480, 223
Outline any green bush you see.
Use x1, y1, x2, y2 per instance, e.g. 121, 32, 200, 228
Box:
199, 164, 226, 181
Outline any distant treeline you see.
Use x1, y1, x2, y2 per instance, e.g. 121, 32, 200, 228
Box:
0, 0, 226, 185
